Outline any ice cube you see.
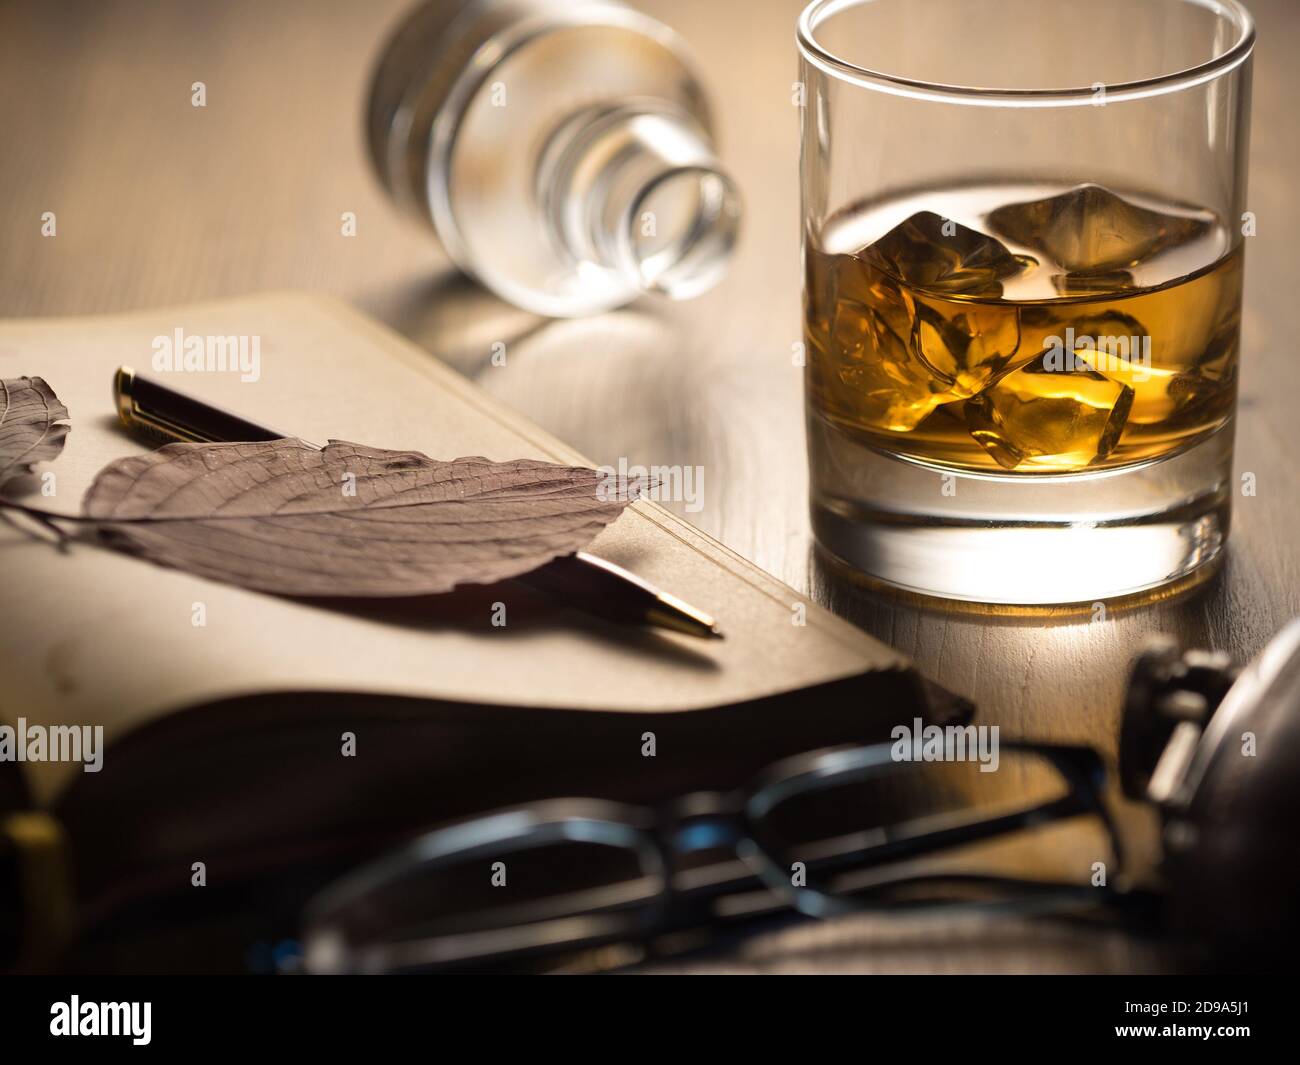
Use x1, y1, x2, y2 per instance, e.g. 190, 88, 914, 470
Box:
912, 297, 1025, 398
827, 258, 912, 361
1018, 308, 1153, 381
1164, 319, 1239, 427
808, 214, 1033, 433
862, 211, 1030, 297
987, 184, 1209, 282
1048, 270, 1138, 297
964, 351, 1135, 471
820, 261, 954, 431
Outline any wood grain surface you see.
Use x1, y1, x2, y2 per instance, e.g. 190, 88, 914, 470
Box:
2, 0, 1296, 972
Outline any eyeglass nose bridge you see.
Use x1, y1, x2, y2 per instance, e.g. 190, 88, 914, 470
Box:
660, 790, 748, 856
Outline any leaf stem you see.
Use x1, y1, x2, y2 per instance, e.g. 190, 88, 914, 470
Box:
0, 496, 87, 549
0, 496, 94, 525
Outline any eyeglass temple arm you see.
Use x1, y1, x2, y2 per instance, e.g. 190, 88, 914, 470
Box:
804, 792, 1100, 877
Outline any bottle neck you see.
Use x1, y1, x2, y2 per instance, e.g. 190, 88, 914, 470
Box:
537, 105, 740, 301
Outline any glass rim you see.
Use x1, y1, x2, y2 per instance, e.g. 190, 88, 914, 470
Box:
796, 0, 1256, 108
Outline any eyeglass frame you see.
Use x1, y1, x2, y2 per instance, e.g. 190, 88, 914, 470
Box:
302, 739, 1124, 974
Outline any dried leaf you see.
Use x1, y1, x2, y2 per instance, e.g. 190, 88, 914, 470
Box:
81, 438, 632, 596
0, 376, 71, 486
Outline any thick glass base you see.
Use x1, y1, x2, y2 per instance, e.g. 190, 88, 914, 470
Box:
807, 416, 1234, 606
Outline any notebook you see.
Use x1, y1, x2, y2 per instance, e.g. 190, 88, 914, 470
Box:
0, 292, 967, 954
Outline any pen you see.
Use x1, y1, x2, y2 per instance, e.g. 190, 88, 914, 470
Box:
112, 367, 722, 640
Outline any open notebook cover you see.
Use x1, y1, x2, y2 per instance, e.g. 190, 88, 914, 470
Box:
0, 293, 967, 934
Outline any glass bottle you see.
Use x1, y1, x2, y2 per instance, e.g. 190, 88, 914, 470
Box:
367, 0, 741, 317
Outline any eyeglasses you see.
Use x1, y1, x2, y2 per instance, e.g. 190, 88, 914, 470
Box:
303, 619, 1300, 973
302, 739, 1123, 973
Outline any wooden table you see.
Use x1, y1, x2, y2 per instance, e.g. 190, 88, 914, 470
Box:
3, 0, 1296, 972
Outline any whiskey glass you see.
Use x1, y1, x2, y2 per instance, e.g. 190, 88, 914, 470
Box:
798, 0, 1254, 604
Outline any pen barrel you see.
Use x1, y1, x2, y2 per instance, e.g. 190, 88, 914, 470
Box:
126, 372, 287, 443
519, 554, 654, 626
